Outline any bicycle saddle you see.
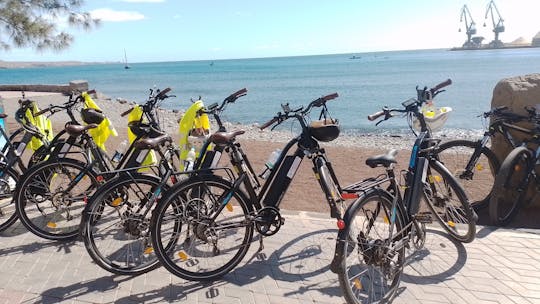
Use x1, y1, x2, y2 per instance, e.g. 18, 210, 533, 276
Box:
65, 123, 98, 136
365, 149, 398, 168
133, 134, 172, 150
209, 130, 245, 146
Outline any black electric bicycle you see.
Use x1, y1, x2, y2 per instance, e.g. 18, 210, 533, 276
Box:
79, 88, 247, 276
333, 80, 477, 303
437, 105, 539, 209
150, 93, 350, 281
489, 115, 540, 226
14, 88, 174, 241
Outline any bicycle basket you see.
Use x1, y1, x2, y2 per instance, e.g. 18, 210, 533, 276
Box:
413, 106, 452, 132
309, 118, 340, 142
81, 108, 106, 125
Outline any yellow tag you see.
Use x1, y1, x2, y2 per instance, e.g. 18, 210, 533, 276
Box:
447, 221, 456, 227
353, 278, 362, 289
144, 247, 154, 254
111, 197, 123, 207
429, 175, 442, 183
475, 164, 484, 171
47, 222, 57, 228
383, 216, 389, 224
178, 251, 188, 261
226, 202, 233, 212
314, 173, 320, 180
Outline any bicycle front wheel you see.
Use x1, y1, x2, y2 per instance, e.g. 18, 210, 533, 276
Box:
437, 140, 499, 210
151, 176, 254, 281
0, 167, 20, 232
15, 158, 99, 240
489, 147, 532, 226
336, 188, 405, 304
81, 174, 166, 275
424, 160, 476, 243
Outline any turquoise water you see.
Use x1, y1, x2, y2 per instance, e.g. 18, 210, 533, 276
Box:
1, 48, 540, 133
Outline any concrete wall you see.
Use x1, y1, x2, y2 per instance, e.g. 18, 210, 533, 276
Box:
0, 80, 88, 95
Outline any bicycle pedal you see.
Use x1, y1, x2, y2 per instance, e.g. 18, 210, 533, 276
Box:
414, 213, 432, 223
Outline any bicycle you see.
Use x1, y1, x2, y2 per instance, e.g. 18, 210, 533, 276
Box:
149, 92, 350, 282
332, 80, 477, 303
14, 88, 174, 241
79, 89, 247, 275
437, 105, 539, 210
0, 96, 62, 232
489, 115, 540, 226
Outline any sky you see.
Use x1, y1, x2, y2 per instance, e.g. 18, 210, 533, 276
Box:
3, 0, 540, 63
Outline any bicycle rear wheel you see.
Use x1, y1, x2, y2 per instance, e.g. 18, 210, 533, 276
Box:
82, 174, 167, 275
336, 188, 405, 304
15, 158, 99, 240
424, 160, 476, 243
0, 167, 19, 232
151, 176, 254, 281
437, 140, 499, 210
489, 147, 531, 226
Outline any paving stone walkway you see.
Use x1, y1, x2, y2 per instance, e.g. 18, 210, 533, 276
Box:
1, 210, 539, 304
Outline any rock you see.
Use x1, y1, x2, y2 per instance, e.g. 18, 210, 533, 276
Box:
490, 73, 540, 204
116, 98, 128, 104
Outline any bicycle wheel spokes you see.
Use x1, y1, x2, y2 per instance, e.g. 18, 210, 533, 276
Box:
437, 140, 498, 209
152, 178, 253, 281
0, 169, 18, 231
342, 196, 403, 303
19, 160, 96, 239
425, 172, 471, 238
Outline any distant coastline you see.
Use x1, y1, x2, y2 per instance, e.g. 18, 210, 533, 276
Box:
0, 60, 119, 69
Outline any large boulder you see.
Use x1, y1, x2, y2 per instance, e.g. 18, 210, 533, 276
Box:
490, 73, 540, 204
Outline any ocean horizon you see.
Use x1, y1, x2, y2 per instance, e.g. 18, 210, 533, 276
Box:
1, 48, 539, 135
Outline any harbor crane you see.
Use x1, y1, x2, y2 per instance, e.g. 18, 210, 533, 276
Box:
459, 4, 480, 48
484, 0, 505, 48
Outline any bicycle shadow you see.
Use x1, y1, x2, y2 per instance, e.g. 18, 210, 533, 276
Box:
0, 221, 32, 237
34, 228, 342, 303
401, 228, 467, 284
0, 223, 78, 256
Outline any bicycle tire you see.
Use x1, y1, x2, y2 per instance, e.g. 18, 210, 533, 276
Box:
82, 174, 169, 275
0, 166, 20, 232
424, 160, 477, 243
15, 158, 99, 240
336, 188, 405, 304
437, 139, 499, 210
489, 147, 531, 226
151, 175, 254, 281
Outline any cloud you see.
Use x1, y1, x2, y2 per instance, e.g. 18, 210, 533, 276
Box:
120, 0, 165, 2
90, 8, 145, 22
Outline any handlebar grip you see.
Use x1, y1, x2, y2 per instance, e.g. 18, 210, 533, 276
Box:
121, 107, 134, 117
368, 111, 385, 121
260, 117, 279, 130
322, 92, 339, 101
231, 88, 247, 98
156, 87, 172, 99
33, 109, 49, 117
87, 89, 96, 95
430, 79, 452, 93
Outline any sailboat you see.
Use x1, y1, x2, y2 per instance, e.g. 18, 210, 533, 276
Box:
123, 49, 130, 69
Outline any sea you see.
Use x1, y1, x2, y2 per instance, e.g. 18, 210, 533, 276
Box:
1, 48, 540, 136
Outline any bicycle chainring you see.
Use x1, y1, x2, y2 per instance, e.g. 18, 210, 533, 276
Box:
255, 206, 283, 236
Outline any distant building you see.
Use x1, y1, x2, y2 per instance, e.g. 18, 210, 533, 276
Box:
532, 32, 540, 47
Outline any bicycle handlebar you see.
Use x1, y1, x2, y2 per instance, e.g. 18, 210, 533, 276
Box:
121, 107, 135, 117
367, 110, 385, 121
260, 117, 280, 130
155, 87, 172, 100
430, 79, 452, 94
226, 88, 248, 102
260, 93, 339, 130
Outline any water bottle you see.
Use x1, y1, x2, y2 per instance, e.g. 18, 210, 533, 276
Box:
112, 140, 128, 163
260, 149, 281, 179
185, 147, 196, 171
